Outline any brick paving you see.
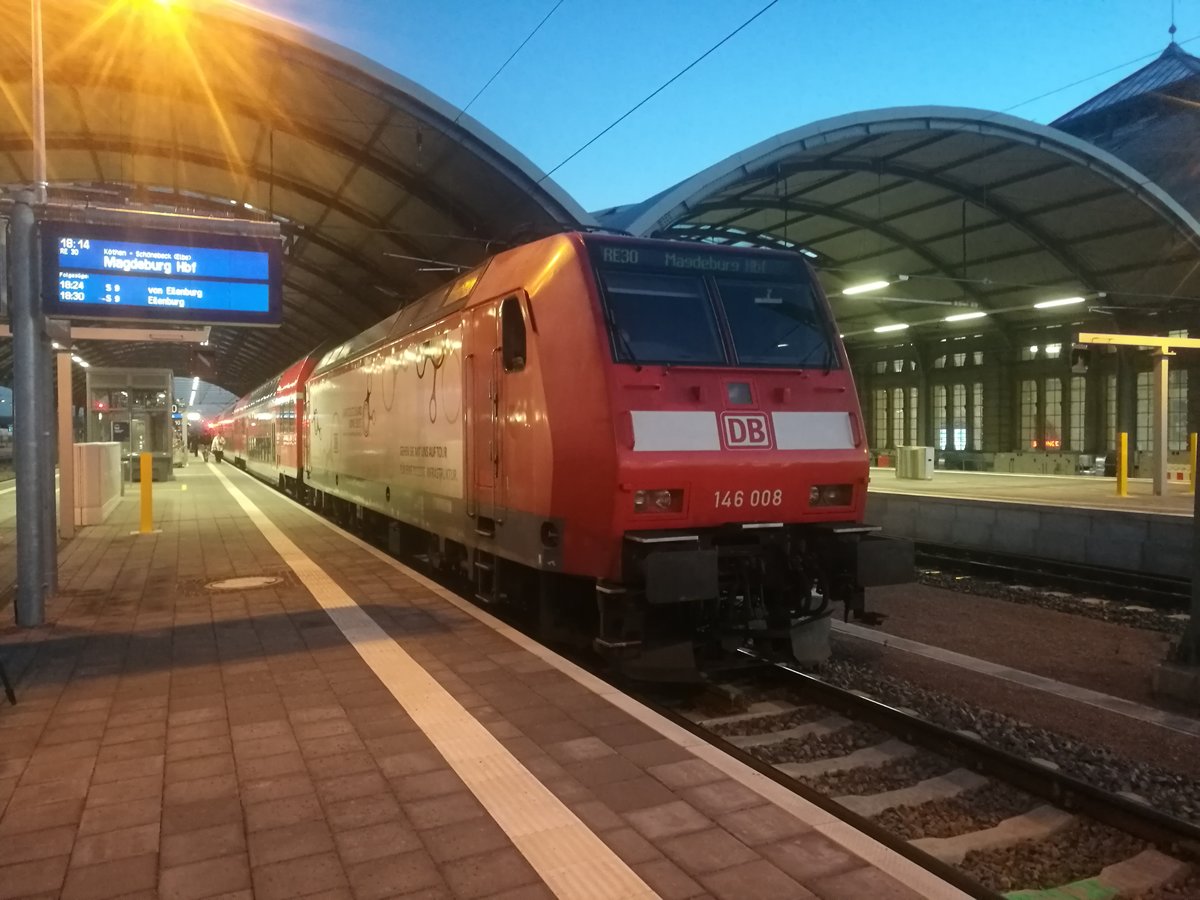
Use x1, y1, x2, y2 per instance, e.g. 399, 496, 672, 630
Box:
0, 464, 930, 899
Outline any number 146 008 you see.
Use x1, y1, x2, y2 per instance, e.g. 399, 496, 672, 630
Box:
714, 489, 783, 508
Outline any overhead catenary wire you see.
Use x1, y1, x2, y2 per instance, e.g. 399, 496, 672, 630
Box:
538, 0, 784, 182
454, 0, 567, 123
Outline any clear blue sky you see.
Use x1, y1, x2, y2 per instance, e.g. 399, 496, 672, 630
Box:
262, 0, 1192, 213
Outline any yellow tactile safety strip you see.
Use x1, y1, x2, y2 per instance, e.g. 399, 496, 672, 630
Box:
209, 466, 658, 900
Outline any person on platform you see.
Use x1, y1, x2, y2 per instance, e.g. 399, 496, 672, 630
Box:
211, 433, 225, 464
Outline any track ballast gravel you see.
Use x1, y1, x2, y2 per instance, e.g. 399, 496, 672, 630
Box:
960, 820, 1147, 894
918, 571, 1187, 635
804, 752, 953, 796
750, 721, 888, 764
819, 655, 1200, 825
873, 782, 1035, 840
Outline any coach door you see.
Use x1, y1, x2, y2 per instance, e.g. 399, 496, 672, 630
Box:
467, 302, 500, 524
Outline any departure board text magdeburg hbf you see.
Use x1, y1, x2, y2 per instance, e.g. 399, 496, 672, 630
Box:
41, 219, 283, 326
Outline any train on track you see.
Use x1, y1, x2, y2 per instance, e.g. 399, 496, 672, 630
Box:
213, 232, 913, 680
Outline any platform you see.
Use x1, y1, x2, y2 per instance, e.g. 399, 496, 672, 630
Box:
867, 469, 1195, 579
868, 468, 1194, 516
0, 464, 963, 900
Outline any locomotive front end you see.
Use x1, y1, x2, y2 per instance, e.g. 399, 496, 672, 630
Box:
584, 237, 913, 679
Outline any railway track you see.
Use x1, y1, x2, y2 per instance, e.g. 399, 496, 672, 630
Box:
651, 657, 1200, 899
915, 542, 1191, 611
306, 481, 1200, 896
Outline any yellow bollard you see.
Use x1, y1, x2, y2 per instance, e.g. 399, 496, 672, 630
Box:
1190, 432, 1197, 495
1117, 432, 1128, 498
139, 452, 154, 533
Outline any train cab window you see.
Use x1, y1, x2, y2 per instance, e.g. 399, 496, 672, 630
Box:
714, 278, 837, 369
501, 297, 526, 372
598, 271, 724, 365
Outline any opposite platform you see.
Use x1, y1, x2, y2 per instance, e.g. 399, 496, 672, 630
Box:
0, 463, 964, 900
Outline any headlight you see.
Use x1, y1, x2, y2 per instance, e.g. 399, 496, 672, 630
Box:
809, 484, 852, 506
634, 489, 683, 513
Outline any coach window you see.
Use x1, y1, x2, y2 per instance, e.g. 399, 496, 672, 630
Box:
501, 297, 526, 372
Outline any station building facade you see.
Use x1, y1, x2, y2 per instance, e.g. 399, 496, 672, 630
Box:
850, 44, 1200, 474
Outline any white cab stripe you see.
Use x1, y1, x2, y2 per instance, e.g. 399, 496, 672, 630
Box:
209, 465, 657, 900
772, 411, 855, 450
631, 410, 719, 451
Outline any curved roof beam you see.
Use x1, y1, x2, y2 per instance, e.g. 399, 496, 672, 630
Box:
777, 158, 1107, 294
209, 2, 596, 230
13, 69, 491, 247
0, 0, 598, 393
614, 108, 1200, 316
619, 107, 1200, 240
681, 198, 996, 312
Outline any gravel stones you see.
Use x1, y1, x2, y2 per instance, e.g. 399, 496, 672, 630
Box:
818, 654, 1200, 825
1133, 873, 1200, 899
873, 782, 1035, 840
750, 721, 888, 765
960, 820, 1147, 894
707, 706, 824, 737
807, 752, 953, 797
918, 571, 1185, 635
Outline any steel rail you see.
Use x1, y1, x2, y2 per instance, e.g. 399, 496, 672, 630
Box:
623, 669, 1002, 900
752, 654, 1200, 860
915, 542, 1190, 610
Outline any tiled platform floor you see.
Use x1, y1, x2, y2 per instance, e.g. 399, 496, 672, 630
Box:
0, 464, 962, 900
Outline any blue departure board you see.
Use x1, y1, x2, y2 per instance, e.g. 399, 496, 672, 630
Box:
41, 220, 282, 326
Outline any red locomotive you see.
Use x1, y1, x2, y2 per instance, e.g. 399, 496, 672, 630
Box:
216, 233, 912, 679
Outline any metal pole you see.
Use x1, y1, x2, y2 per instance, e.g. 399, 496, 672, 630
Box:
1190, 432, 1197, 495
9, 192, 47, 626
1178, 466, 1200, 664
38, 305, 56, 595
1117, 432, 1128, 498
56, 350, 73, 539
139, 452, 154, 533
1152, 351, 1170, 497
31, 0, 47, 206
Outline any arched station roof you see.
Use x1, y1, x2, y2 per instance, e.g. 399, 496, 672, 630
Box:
596, 107, 1200, 344
0, 0, 593, 394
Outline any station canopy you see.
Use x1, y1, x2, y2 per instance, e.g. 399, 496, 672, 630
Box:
595, 107, 1200, 345
0, 0, 592, 395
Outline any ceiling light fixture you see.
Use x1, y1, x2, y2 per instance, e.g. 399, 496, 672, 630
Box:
944, 311, 988, 322
842, 280, 890, 296
874, 323, 909, 334
1034, 296, 1086, 310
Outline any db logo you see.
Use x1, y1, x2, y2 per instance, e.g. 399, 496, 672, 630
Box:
720, 412, 773, 449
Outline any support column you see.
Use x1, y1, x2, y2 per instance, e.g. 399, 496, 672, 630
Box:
57, 350, 74, 539
1152, 351, 1170, 496
1116, 347, 1138, 462
1170, 463, 1200, 667
10, 192, 48, 626
38, 315, 56, 594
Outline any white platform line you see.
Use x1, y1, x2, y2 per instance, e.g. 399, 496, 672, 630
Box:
209, 465, 657, 900
224, 467, 969, 900
833, 620, 1200, 738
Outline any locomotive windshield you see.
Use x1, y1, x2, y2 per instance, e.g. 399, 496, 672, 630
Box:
591, 242, 838, 369
600, 270, 725, 365
715, 278, 833, 368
